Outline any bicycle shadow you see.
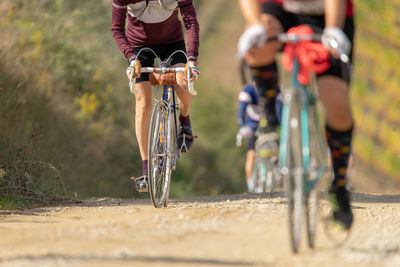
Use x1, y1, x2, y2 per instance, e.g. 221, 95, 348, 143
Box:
352, 192, 400, 204
172, 192, 286, 204
0, 253, 265, 266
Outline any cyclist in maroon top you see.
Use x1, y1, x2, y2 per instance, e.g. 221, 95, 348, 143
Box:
111, 0, 200, 192
238, 0, 355, 229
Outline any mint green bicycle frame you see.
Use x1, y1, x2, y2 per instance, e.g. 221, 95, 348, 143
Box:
278, 59, 328, 194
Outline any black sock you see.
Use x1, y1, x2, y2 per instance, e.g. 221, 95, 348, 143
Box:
326, 125, 353, 189
142, 160, 148, 176
249, 63, 279, 127
179, 114, 191, 128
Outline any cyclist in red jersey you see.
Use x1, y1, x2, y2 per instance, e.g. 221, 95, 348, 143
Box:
111, 0, 200, 192
238, 0, 355, 229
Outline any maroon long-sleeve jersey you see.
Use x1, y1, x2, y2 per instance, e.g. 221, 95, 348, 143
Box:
111, 0, 200, 62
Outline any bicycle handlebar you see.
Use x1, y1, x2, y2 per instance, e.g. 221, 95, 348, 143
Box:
140, 67, 186, 73
270, 33, 349, 64
129, 67, 197, 96
128, 47, 198, 96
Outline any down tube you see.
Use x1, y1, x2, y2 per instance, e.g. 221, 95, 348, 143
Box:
279, 103, 290, 169
300, 90, 310, 172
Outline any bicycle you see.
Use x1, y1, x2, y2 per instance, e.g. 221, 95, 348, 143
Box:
235, 122, 280, 194
129, 48, 197, 208
273, 27, 350, 253
253, 129, 280, 193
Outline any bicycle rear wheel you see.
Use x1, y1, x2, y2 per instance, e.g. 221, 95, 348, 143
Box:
281, 90, 304, 253
148, 101, 170, 208
265, 159, 276, 193
305, 189, 319, 247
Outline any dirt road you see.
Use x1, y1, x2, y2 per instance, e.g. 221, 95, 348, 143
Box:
0, 191, 399, 267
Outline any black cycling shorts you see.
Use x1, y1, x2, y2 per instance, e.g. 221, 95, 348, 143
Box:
261, 1, 355, 83
133, 40, 187, 83
247, 135, 257, 151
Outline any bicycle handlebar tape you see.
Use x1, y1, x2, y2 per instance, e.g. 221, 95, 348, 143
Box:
282, 25, 331, 85
134, 60, 142, 75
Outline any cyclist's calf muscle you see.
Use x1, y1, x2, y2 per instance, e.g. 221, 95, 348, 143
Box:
134, 82, 153, 160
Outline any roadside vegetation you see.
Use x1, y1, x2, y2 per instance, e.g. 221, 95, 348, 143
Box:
0, 0, 397, 207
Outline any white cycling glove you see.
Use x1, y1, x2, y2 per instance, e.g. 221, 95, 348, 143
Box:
321, 27, 351, 56
185, 60, 200, 81
237, 24, 267, 58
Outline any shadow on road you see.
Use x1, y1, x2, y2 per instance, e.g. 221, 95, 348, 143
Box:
173, 192, 285, 204
352, 193, 400, 204
0, 254, 267, 266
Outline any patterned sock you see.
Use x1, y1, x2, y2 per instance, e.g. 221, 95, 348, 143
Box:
249, 63, 279, 128
179, 114, 191, 127
326, 125, 353, 189
142, 160, 148, 176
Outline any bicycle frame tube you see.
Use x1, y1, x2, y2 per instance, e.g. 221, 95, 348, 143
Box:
164, 85, 179, 158
279, 58, 328, 192
171, 86, 179, 151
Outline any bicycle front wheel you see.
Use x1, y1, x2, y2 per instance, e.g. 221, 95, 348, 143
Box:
148, 101, 170, 208
162, 104, 178, 207
305, 104, 325, 248
281, 90, 304, 253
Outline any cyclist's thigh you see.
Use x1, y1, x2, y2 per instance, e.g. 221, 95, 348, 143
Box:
260, 1, 298, 32
247, 135, 257, 152
244, 2, 295, 66
135, 82, 152, 106
297, 16, 355, 83
317, 76, 353, 130
134, 46, 157, 83
159, 40, 187, 66
314, 17, 355, 129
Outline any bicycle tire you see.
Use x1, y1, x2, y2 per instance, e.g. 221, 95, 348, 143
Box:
264, 159, 275, 193
305, 189, 318, 247
148, 101, 169, 208
305, 103, 325, 248
283, 90, 304, 253
162, 104, 177, 207
252, 155, 261, 193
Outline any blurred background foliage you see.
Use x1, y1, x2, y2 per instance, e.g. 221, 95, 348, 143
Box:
0, 0, 398, 205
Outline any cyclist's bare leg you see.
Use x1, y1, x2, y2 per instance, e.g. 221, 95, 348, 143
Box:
318, 75, 354, 229
134, 81, 152, 161
244, 15, 282, 132
245, 149, 256, 192
174, 63, 193, 117
245, 149, 256, 181
318, 76, 353, 130
173, 63, 195, 151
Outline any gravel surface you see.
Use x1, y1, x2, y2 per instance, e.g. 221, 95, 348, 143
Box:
0, 192, 399, 267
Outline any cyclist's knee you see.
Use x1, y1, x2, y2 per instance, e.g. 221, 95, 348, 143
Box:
135, 93, 152, 110
175, 72, 188, 91
260, 14, 284, 37
244, 15, 283, 66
